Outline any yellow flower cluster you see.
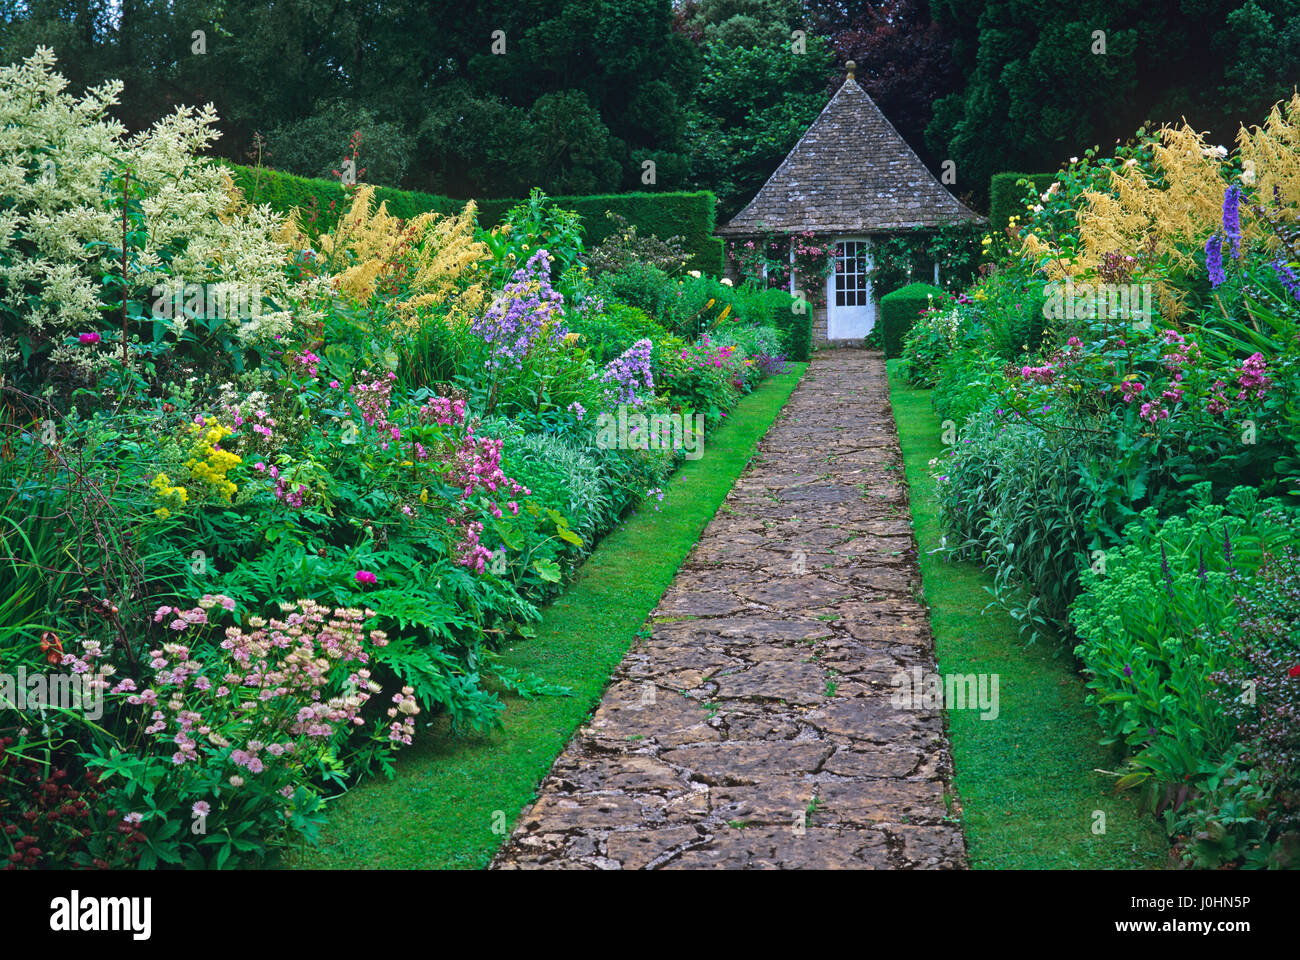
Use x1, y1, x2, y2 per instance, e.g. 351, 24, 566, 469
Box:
152, 422, 241, 516
183, 423, 241, 502
150, 472, 189, 519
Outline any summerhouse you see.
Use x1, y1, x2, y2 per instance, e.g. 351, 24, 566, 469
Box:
716, 62, 983, 343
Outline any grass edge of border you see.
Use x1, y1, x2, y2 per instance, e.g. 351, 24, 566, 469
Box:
290, 362, 808, 869
885, 358, 1168, 870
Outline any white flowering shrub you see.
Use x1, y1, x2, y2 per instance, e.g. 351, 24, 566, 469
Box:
0, 48, 308, 378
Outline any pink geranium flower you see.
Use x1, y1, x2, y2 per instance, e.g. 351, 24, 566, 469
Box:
354, 570, 377, 585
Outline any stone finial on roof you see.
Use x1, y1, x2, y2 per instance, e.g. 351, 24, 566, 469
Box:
846, 60, 856, 81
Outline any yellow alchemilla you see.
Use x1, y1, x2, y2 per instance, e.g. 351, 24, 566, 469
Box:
163, 420, 244, 505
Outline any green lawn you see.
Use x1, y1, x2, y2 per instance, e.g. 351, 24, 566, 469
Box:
886, 360, 1168, 870
291, 363, 807, 869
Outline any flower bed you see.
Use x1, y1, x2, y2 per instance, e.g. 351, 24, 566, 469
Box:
0, 53, 796, 869
903, 96, 1300, 868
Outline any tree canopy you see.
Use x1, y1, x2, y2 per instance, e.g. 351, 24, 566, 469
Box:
5, 1, 1300, 211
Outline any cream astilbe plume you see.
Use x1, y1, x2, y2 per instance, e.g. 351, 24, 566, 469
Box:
1237, 93, 1300, 220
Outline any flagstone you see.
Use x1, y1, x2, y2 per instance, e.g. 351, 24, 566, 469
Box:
491, 350, 964, 870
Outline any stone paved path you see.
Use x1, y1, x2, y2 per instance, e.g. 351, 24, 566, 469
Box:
492, 349, 965, 869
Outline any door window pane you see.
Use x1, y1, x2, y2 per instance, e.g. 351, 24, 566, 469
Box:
834, 241, 869, 306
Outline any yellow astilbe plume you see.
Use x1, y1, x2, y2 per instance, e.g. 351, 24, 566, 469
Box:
1018, 231, 1074, 281
275, 207, 305, 247
218, 169, 251, 224
396, 200, 490, 327
317, 186, 408, 300
1237, 92, 1300, 215
1019, 118, 1289, 318
289, 186, 489, 328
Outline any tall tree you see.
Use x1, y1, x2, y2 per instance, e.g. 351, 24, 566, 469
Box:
684, 35, 836, 219
804, 0, 959, 175
926, 0, 1300, 205
0, 0, 694, 197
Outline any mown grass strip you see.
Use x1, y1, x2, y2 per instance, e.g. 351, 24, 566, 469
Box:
886, 360, 1167, 870
292, 364, 807, 869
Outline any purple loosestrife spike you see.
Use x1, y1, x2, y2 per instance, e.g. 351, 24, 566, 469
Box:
1160, 542, 1174, 599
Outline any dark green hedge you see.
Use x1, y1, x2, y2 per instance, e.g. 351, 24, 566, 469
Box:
879, 282, 943, 360
477, 192, 722, 276
224, 162, 724, 276
988, 171, 1056, 235
223, 161, 461, 225
767, 288, 812, 362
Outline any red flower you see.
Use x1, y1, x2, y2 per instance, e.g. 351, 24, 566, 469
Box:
1288, 664, 1300, 678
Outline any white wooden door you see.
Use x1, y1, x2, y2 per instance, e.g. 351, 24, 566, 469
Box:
826, 238, 875, 339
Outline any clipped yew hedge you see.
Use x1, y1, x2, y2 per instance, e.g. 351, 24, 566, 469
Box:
880, 282, 943, 359
224, 163, 724, 276
223, 162, 462, 224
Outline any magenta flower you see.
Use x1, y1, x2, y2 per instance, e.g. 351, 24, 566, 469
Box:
78, 332, 101, 344
1236, 352, 1271, 400
354, 570, 377, 585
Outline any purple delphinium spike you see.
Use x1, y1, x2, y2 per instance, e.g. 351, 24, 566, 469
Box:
1271, 259, 1300, 303
1222, 185, 1242, 258
1205, 234, 1226, 287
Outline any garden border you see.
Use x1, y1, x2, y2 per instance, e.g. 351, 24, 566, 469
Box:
886, 360, 1168, 869
290, 363, 807, 869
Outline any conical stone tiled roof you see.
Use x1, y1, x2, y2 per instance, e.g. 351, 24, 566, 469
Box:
717, 73, 982, 236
